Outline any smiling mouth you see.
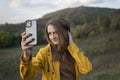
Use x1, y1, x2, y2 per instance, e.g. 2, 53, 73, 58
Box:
53, 40, 57, 42
52, 38, 58, 42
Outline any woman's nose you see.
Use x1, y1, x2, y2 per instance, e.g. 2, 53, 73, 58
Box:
52, 34, 56, 39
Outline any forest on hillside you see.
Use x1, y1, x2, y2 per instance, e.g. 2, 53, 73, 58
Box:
0, 6, 120, 48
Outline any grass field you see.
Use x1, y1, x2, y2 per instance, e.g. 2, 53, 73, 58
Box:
0, 30, 120, 80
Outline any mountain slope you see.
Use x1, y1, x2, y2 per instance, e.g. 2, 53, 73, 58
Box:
42, 6, 119, 25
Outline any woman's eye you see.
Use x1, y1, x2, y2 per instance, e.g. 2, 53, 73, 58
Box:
48, 33, 51, 35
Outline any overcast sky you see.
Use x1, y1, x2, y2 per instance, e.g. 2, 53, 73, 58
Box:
0, 0, 120, 24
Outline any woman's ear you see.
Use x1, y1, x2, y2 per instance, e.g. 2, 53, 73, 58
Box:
68, 31, 73, 44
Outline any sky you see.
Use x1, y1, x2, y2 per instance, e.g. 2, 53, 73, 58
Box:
0, 0, 120, 24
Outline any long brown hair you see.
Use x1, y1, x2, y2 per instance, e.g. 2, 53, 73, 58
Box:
45, 17, 70, 60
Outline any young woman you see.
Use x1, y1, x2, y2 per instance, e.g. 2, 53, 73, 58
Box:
20, 18, 92, 80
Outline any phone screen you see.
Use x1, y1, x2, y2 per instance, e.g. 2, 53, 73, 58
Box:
25, 20, 37, 45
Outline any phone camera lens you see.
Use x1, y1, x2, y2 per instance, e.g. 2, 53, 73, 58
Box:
26, 20, 32, 27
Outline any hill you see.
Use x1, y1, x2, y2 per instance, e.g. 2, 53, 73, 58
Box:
0, 6, 120, 47
0, 6, 120, 32
42, 6, 120, 25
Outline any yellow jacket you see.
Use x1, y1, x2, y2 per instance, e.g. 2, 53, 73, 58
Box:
20, 43, 92, 80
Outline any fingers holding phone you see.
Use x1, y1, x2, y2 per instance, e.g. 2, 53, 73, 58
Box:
21, 32, 34, 53
21, 32, 35, 62
20, 19, 37, 61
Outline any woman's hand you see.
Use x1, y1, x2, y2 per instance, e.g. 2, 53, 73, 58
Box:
21, 32, 34, 61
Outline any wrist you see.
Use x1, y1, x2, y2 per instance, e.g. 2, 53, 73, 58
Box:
22, 52, 31, 62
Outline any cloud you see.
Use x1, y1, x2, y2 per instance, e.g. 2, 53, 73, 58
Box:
54, 0, 118, 8
9, 0, 56, 9
9, 0, 118, 9
0, 0, 119, 24
80, 0, 103, 4
9, 0, 21, 8
4, 0, 57, 23
53, 0, 104, 9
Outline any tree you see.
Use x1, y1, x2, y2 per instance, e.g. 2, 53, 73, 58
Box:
80, 14, 93, 24
97, 15, 110, 31
89, 30, 96, 36
110, 14, 120, 30
37, 29, 47, 44
72, 25, 81, 38
0, 31, 14, 48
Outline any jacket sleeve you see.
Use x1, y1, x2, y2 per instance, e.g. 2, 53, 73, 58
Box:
20, 49, 44, 80
67, 43, 92, 74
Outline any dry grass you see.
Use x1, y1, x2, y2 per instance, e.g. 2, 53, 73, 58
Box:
0, 30, 120, 80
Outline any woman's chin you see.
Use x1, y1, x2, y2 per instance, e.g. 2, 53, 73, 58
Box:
52, 42, 58, 45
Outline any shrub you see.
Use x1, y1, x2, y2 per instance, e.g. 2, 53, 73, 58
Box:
0, 31, 14, 48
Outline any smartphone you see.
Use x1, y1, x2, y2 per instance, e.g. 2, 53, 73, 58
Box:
25, 19, 37, 45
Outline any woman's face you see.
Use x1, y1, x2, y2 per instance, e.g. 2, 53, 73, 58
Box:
47, 24, 59, 45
